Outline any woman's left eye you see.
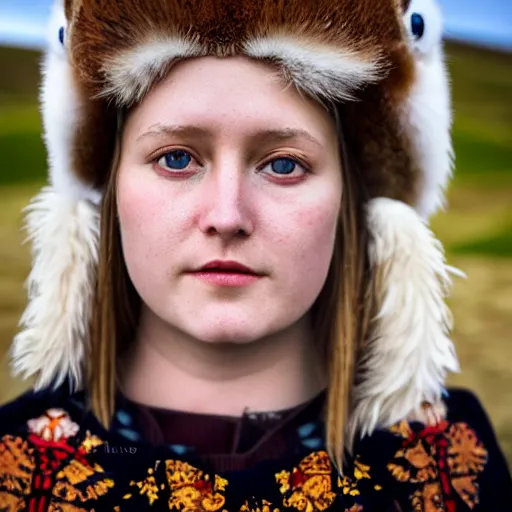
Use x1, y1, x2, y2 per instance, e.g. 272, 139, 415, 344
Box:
156, 149, 193, 171
262, 157, 307, 177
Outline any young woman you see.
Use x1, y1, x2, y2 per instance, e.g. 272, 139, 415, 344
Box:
1, 0, 510, 510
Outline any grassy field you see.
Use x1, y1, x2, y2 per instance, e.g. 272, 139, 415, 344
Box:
0, 43, 511, 465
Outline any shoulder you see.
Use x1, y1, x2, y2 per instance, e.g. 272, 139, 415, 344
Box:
443, 387, 511, 472
444, 387, 512, 483
443, 386, 505, 429
355, 387, 512, 509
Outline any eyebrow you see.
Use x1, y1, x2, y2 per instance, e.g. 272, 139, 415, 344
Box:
136, 123, 324, 148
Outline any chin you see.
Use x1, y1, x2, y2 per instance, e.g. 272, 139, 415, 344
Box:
185, 322, 268, 345
177, 311, 285, 346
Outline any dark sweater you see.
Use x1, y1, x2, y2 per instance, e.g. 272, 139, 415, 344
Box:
125, 390, 326, 473
0, 385, 510, 511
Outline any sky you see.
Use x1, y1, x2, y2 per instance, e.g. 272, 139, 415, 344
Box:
0, 0, 510, 51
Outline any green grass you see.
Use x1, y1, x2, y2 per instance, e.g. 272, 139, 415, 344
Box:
0, 102, 41, 134
453, 223, 512, 258
447, 42, 512, 138
446, 44, 512, 187
0, 46, 41, 99
452, 126, 512, 184
0, 131, 47, 185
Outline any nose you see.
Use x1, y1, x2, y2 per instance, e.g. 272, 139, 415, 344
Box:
198, 165, 254, 239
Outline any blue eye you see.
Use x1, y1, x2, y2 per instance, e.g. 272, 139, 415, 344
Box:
270, 158, 297, 175
159, 150, 192, 170
411, 13, 425, 39
58, 26, 65, 45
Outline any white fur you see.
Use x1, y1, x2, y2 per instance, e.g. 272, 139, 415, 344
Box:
244, 34, 383, 102
41, 0, 102, 205
402, 0, 453, 218
101, 35, 204, 105
102, 32, 382, 107
349, 198, 461, 442
10, 187, 100, 391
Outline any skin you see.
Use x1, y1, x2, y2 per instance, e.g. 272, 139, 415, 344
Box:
117, 56, 342, 416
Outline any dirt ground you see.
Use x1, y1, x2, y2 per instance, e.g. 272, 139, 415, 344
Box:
0, 182, 511, 467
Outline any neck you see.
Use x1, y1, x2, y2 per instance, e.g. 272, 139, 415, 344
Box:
119, 308, 326, 416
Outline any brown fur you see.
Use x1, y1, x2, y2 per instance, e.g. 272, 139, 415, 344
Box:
69, 0, 407, 87
70, 93, 118, 189
62, 0, 419, 203
401, 0, 412, 12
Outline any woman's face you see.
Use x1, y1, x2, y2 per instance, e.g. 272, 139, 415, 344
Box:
117, 56, 342, 345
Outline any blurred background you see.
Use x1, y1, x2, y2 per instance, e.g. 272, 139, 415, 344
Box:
0, 0, 511, 466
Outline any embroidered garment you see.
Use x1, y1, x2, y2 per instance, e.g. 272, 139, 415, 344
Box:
0, 386, 510, 511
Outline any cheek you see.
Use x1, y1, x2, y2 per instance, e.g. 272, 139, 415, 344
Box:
116, 168, 177, 279
271, 191, 340, 297
297, 205, 338, 271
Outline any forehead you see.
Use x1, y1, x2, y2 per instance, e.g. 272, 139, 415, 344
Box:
125, 56, 336, 140
142, 55, 288, 100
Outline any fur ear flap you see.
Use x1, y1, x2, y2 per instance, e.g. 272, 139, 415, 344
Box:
10, 188, 100, 391
346, 1, 458, 442
11, 0, 102, 390
348, 197, 462, 443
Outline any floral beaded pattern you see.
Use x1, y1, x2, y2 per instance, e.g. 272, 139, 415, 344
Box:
125, 465, 162, 505
276, 451, 337, 510
166, 459, 229, 511
0, 401, 498, 511
240, 498, 280, 512
0, 435, 35, 510
120, 450, 376, 511
0, 409, 113, 511
275, 451, 379, 511
388, 420, 488, 511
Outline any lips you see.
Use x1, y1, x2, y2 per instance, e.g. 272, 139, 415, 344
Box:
198, 260, 258, 275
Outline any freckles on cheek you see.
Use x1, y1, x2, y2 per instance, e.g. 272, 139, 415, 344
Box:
293, 204, 339, 270
116, 173, 174, 286
116, 171, 192, 273
117, 171, 165, 229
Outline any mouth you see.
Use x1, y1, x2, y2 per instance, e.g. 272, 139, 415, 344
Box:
189, 260, 262, 286
198, 268, 255, 274
196, 260, 259, 275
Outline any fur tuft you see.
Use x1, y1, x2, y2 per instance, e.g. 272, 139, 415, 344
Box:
244, 33, 384, 102
101, 35, 203, 106
100, 32, 383, 107
349, 197, 462, 443
10, 187, 100, 391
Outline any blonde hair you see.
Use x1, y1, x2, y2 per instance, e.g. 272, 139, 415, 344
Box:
89, 104, 375, 472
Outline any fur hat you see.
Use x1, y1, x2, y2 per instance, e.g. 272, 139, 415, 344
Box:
11, 0, 460, 439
